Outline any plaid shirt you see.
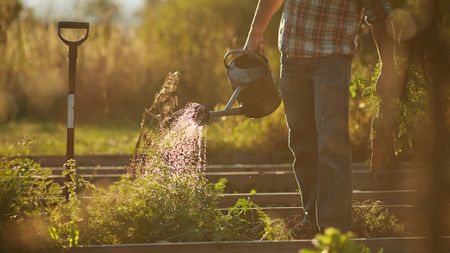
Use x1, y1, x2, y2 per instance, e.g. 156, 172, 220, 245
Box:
279, 0, 393, 58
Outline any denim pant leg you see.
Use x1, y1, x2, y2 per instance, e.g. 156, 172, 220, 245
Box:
310, 55, 353, 232
279, 56, 319, 218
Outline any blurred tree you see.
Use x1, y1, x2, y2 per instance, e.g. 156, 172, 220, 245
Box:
84, 0, 119, 26
82, 0, 121, 115
0, 0, 22, 121
139, 0, 283, 107
0, 0, 22, 45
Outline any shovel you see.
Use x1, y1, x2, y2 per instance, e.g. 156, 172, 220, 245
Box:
58, 21, 89, 199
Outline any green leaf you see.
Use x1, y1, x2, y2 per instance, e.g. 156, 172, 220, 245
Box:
299, 250, 318, 253
349, 83, 357, 98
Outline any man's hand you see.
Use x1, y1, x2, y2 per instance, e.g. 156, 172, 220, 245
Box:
243, 0, 283, 53
244, 32, 264, 54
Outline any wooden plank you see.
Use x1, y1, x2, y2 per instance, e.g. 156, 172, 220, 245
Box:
65, 237, 450, 253
72, 190, 428, 207
66, 240, 313, 253
44, 163, 431, 173
46, 169, 430, 191
221, 205, 450, 236
219, 190, 424, 207
9, 155, 435, 170
62, 198, 450, 237
74, 190, 429, 208
8, 155, 132, 167
50, 167, 127, 175
206, 162, 429, 172
352, 190, 427, 205
47, 164, 431, 178
54, 190, 432, 208
210, 169, 430, 191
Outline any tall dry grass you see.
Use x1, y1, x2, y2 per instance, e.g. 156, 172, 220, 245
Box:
0, 0, 274, 123
0, 16, 160, 122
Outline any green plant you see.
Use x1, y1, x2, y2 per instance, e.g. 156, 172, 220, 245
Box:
0, 158, 61, 252
395, 64, 430, 155
48, 159, 95, 248
79, 166, 287, 244
0, 158, 60, 227
82, 172, 226, 244
220, 197, 289, 241
348, 63, 380, 160
300, 228, 382, 253
352, 200, 406, 237
48, 196, 82, 248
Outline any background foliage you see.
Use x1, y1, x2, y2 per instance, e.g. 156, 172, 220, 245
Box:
0, 0, 448, 162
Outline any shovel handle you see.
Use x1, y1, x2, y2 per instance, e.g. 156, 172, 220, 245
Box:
223, 49, 267, 69
58, 21, 89, 46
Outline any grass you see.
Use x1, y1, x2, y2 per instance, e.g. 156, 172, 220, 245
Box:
0, 105, 368, 163
0, 114, 292, 163
0, 121, 139, 156
0, 105, 289, 159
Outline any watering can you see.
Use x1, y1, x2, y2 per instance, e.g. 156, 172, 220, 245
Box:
208, 49, 281, 119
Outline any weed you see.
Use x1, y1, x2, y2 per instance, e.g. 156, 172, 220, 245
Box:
352, 200, 406, 237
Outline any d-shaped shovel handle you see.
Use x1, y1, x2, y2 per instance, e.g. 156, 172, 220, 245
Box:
58, 21, 89, 47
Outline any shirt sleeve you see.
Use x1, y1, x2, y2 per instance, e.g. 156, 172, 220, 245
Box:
361, 0, 393, 25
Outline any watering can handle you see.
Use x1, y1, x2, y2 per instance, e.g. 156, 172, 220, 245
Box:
223, 49, 267, 69
58, 21, 90, 47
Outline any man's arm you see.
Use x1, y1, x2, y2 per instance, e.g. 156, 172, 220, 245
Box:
244, 0, 284, 52
364, 1, 408, 175
362, 0, 406, 98
371, 20, 408, 100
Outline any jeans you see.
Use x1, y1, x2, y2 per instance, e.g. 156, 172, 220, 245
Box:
279, 54, 353, 232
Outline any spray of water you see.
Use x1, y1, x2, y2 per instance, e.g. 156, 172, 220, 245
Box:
160, 103, 208, 174
129, 73, 209, 177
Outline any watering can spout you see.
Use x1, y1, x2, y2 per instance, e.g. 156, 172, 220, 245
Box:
208, 107, 243, 118
207, 85, 244, 119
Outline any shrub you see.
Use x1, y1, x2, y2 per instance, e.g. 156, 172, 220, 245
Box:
285, 199, 406, 240
83, 173, 225, 244
0, 158, 61, 252
79, 173, 288, 244
221, 198, 289, 241
352, 200, 406, 237
41, 159, 288, 245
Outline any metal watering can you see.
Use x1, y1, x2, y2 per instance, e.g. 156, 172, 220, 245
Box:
208, 49, 281, 119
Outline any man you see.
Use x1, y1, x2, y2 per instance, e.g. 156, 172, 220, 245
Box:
244, 0, 393, 232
